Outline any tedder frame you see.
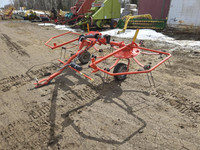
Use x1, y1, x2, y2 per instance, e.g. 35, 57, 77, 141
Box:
34, 30, 171, 88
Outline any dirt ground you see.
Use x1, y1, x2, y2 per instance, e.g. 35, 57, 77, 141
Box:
0, 20, 200, 150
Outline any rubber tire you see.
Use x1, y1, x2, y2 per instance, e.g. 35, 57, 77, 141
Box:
79, 51, 91, 64
113, 63, 127, 81
110, 19, 118, 29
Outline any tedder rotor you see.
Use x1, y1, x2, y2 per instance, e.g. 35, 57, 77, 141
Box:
34, 30, 171, 88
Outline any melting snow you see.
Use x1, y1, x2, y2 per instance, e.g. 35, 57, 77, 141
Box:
101, 29, 173, 40
38, 23, 83, 32
38, 23, 200, 51
101, 29, 200, 51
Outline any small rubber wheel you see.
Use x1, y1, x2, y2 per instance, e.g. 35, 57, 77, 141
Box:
79, 51, 91, 64
113, 63, 127, 81
110, 19, 118, 29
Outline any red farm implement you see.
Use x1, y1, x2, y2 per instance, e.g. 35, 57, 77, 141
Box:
0, 6, 15, 20
59, 0, 95, 25
39, 0, 95, 24
34, 30, 171, 88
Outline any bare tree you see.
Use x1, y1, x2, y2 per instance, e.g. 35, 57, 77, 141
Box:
13, 0, 20, 9
12, 0, 78, 10
9, 0, 15, 5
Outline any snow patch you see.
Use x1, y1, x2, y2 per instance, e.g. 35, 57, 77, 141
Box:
38, 23, 55, 26
38, 23, 83, 32
38, 23, 200, 51
54, 25, 77, 32
101, 29, 173, 41
101, 29, 200, 51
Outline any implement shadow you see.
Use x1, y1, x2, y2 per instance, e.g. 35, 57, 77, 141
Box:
30, 66, 148, 146
47, 70, 76, 147
59, 71, 148, 145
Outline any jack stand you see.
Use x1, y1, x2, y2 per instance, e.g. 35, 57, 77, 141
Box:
103, 72, 109, 83
35, 77, 39, 84
147, 72, 155, 87
60, 47, 67, 59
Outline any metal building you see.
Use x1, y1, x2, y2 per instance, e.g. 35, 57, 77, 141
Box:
167, 0, 200, 31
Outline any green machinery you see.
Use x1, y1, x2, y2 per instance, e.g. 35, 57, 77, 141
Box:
74, 0, 121, 29
117, 14, 167, 34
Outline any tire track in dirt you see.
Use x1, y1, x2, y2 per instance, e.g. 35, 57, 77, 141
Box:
0, 101, 51, 149
0, 119, 28, 149
0, 74, 101, 149
0, 63, 60, 92
1, 33, 30, 57
152, 89, 200, 120
59, 83, 101, 114
27, 101, 51, 148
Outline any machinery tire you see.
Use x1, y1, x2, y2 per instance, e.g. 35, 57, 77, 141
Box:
79, 51, 91, 64
110, 19, 118, 29
113, 63, 127, 81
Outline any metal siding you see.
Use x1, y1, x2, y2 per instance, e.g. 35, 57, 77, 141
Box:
167, 0, 200, 26
112, 0, 121, 18
93, 0, 120, 19
138, 0, 170, 19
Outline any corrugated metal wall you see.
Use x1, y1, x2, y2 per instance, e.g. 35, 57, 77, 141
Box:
167, 0, 200, 27
138, 0, 170, 19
